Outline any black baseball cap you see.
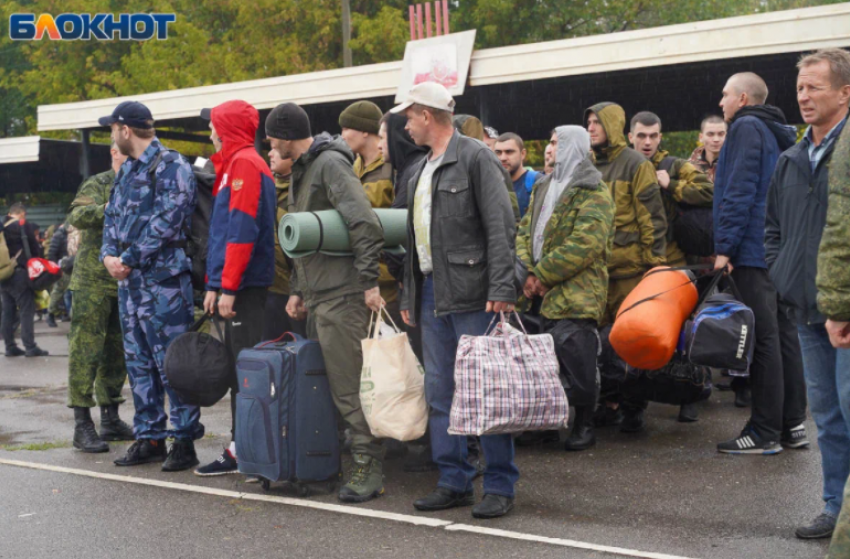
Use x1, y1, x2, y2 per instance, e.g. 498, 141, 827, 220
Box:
98, 101, 154, 129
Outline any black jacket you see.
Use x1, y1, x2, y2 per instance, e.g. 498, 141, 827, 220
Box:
401, 131, 517, 321
765, 119, 846, 325
385, 113, 427, 281
2, 215, 42, 268
48, 225, 68, 263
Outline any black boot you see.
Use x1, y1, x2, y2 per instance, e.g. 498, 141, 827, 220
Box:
564, 406, 596, 451
46, 313, 58, 328
162, 439, 199, 472
100, 405, 135, 441
73, 408, 109, 453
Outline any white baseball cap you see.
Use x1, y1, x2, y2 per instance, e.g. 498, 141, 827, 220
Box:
391, 82, 456, 114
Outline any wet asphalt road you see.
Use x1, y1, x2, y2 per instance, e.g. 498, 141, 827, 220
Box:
0, 322, 833, 559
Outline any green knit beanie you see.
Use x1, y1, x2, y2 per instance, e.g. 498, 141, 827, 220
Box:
339, 101, 383, 135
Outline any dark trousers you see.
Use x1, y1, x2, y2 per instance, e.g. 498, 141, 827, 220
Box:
777, 299, 808, 429
731, 267, 783, 440
1, 269, 35, 351
263, 292, 306, 341
543, 318, 600, 408
226, 287, 268, 439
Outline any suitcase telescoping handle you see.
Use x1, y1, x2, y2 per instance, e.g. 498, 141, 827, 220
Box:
256, 332, 303, 348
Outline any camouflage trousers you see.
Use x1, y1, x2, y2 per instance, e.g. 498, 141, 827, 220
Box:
118, 273, 203, 441
829, 476, 850, 558
48, 273, 71, 315
67, 289, 127, 408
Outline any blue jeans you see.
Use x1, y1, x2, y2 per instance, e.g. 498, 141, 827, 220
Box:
798, 323, 850, 518
420, 276, 519, 498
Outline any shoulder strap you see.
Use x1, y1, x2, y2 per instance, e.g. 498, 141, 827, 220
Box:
524, 170, 539, 193
658, 156, 677, 174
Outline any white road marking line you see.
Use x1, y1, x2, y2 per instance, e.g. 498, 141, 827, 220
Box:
0, 458, 701, 559
447, 524, 700, 559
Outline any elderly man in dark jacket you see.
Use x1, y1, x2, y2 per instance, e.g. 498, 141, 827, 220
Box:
714, 72, 797, 456
767, 48, 850, 541
394, 82, 518, 519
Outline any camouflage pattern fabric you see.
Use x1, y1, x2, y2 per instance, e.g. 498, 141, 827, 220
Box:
817, 122, 850, 322
585, 102, 667, 279
828, 476, 850, 559
601, 274, 644, 327
515, 162, 614, 323
48, 273, 70, 315
68, 169, 118, 296
688, 146, 718, 183
102, 139, 202, 440
270, 174, 292, 296
353, 153, 398, 305
67, 289, 127, 408
119, 272, 202, 440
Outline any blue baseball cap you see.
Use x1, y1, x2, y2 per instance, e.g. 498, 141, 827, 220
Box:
98, 101, 154, 129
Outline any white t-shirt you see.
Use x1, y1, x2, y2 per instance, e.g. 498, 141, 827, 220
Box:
413, 153, 444, 274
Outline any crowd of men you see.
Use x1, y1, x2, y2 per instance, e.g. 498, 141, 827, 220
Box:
2, 46, 850, 554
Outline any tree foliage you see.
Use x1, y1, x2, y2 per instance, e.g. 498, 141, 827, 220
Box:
0, 0, 843, 138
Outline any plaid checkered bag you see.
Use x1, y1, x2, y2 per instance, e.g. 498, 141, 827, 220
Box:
448, 313, 569, 436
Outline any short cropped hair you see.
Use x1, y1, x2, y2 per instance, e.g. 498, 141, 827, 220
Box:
630, 111, 662, 132
8, 202, 26, 215
409, 103, 453, 127
128, 120, 156, 140
700, 115, 726, 132
495, 132, 524, 152
729, 72, 769, 105
798, 48, 850, 90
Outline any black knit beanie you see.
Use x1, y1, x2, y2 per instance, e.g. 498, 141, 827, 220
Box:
265, 103, 312, 140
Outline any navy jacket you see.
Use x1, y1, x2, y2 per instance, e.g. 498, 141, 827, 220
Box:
765, 118, 846, 325
713, 105, 797, 268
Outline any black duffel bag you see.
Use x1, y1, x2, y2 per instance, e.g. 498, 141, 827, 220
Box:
164, 314, 231, 407
621, 354, 712, 406
673, 204, 714, 257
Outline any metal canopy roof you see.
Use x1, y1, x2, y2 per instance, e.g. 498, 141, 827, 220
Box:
0, 138, 111, 195
34, 4, 850, 136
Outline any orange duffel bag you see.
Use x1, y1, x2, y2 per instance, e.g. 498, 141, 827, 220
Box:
609, 267, 699, 370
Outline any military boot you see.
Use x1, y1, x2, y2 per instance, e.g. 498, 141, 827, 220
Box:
99, 404, 135, 441
46, 313, 58, 328
73, 408, 109, 453
564, 405, 596, 451
338, 454, 384, 503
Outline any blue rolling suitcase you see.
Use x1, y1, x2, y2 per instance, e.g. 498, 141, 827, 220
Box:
235, 333, 340, 495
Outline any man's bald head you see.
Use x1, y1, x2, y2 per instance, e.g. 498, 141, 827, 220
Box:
728, 72, 769, 105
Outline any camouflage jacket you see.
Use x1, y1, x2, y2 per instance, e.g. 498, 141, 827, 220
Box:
651, 149, 713, 264
354, 153, 398, 304
688, 146, 718, 183
101, 139, 197, 289
817, 122, 850, 321
68, 170, 118, 295
516, 159, 614, 322
270, 174, 292, 296
585, 102, 667, 279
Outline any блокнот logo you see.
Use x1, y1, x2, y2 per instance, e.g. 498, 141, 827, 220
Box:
9, 13, 176, 41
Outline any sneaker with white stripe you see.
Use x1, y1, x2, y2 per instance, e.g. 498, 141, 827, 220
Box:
717, 426, 783, 455
781, 424, 810, 449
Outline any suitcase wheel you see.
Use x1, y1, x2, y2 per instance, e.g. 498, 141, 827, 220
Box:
294, 483, 310, 498
260, 479, 271, 492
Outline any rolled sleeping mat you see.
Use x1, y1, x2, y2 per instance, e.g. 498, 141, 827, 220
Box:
279, 208, 408, 258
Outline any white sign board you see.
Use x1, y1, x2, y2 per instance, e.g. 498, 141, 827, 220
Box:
395, 30, 477, 103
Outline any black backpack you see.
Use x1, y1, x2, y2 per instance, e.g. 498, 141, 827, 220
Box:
148, 151, 215, 291
164, 315, 231, 407
658, 156, 714, 257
